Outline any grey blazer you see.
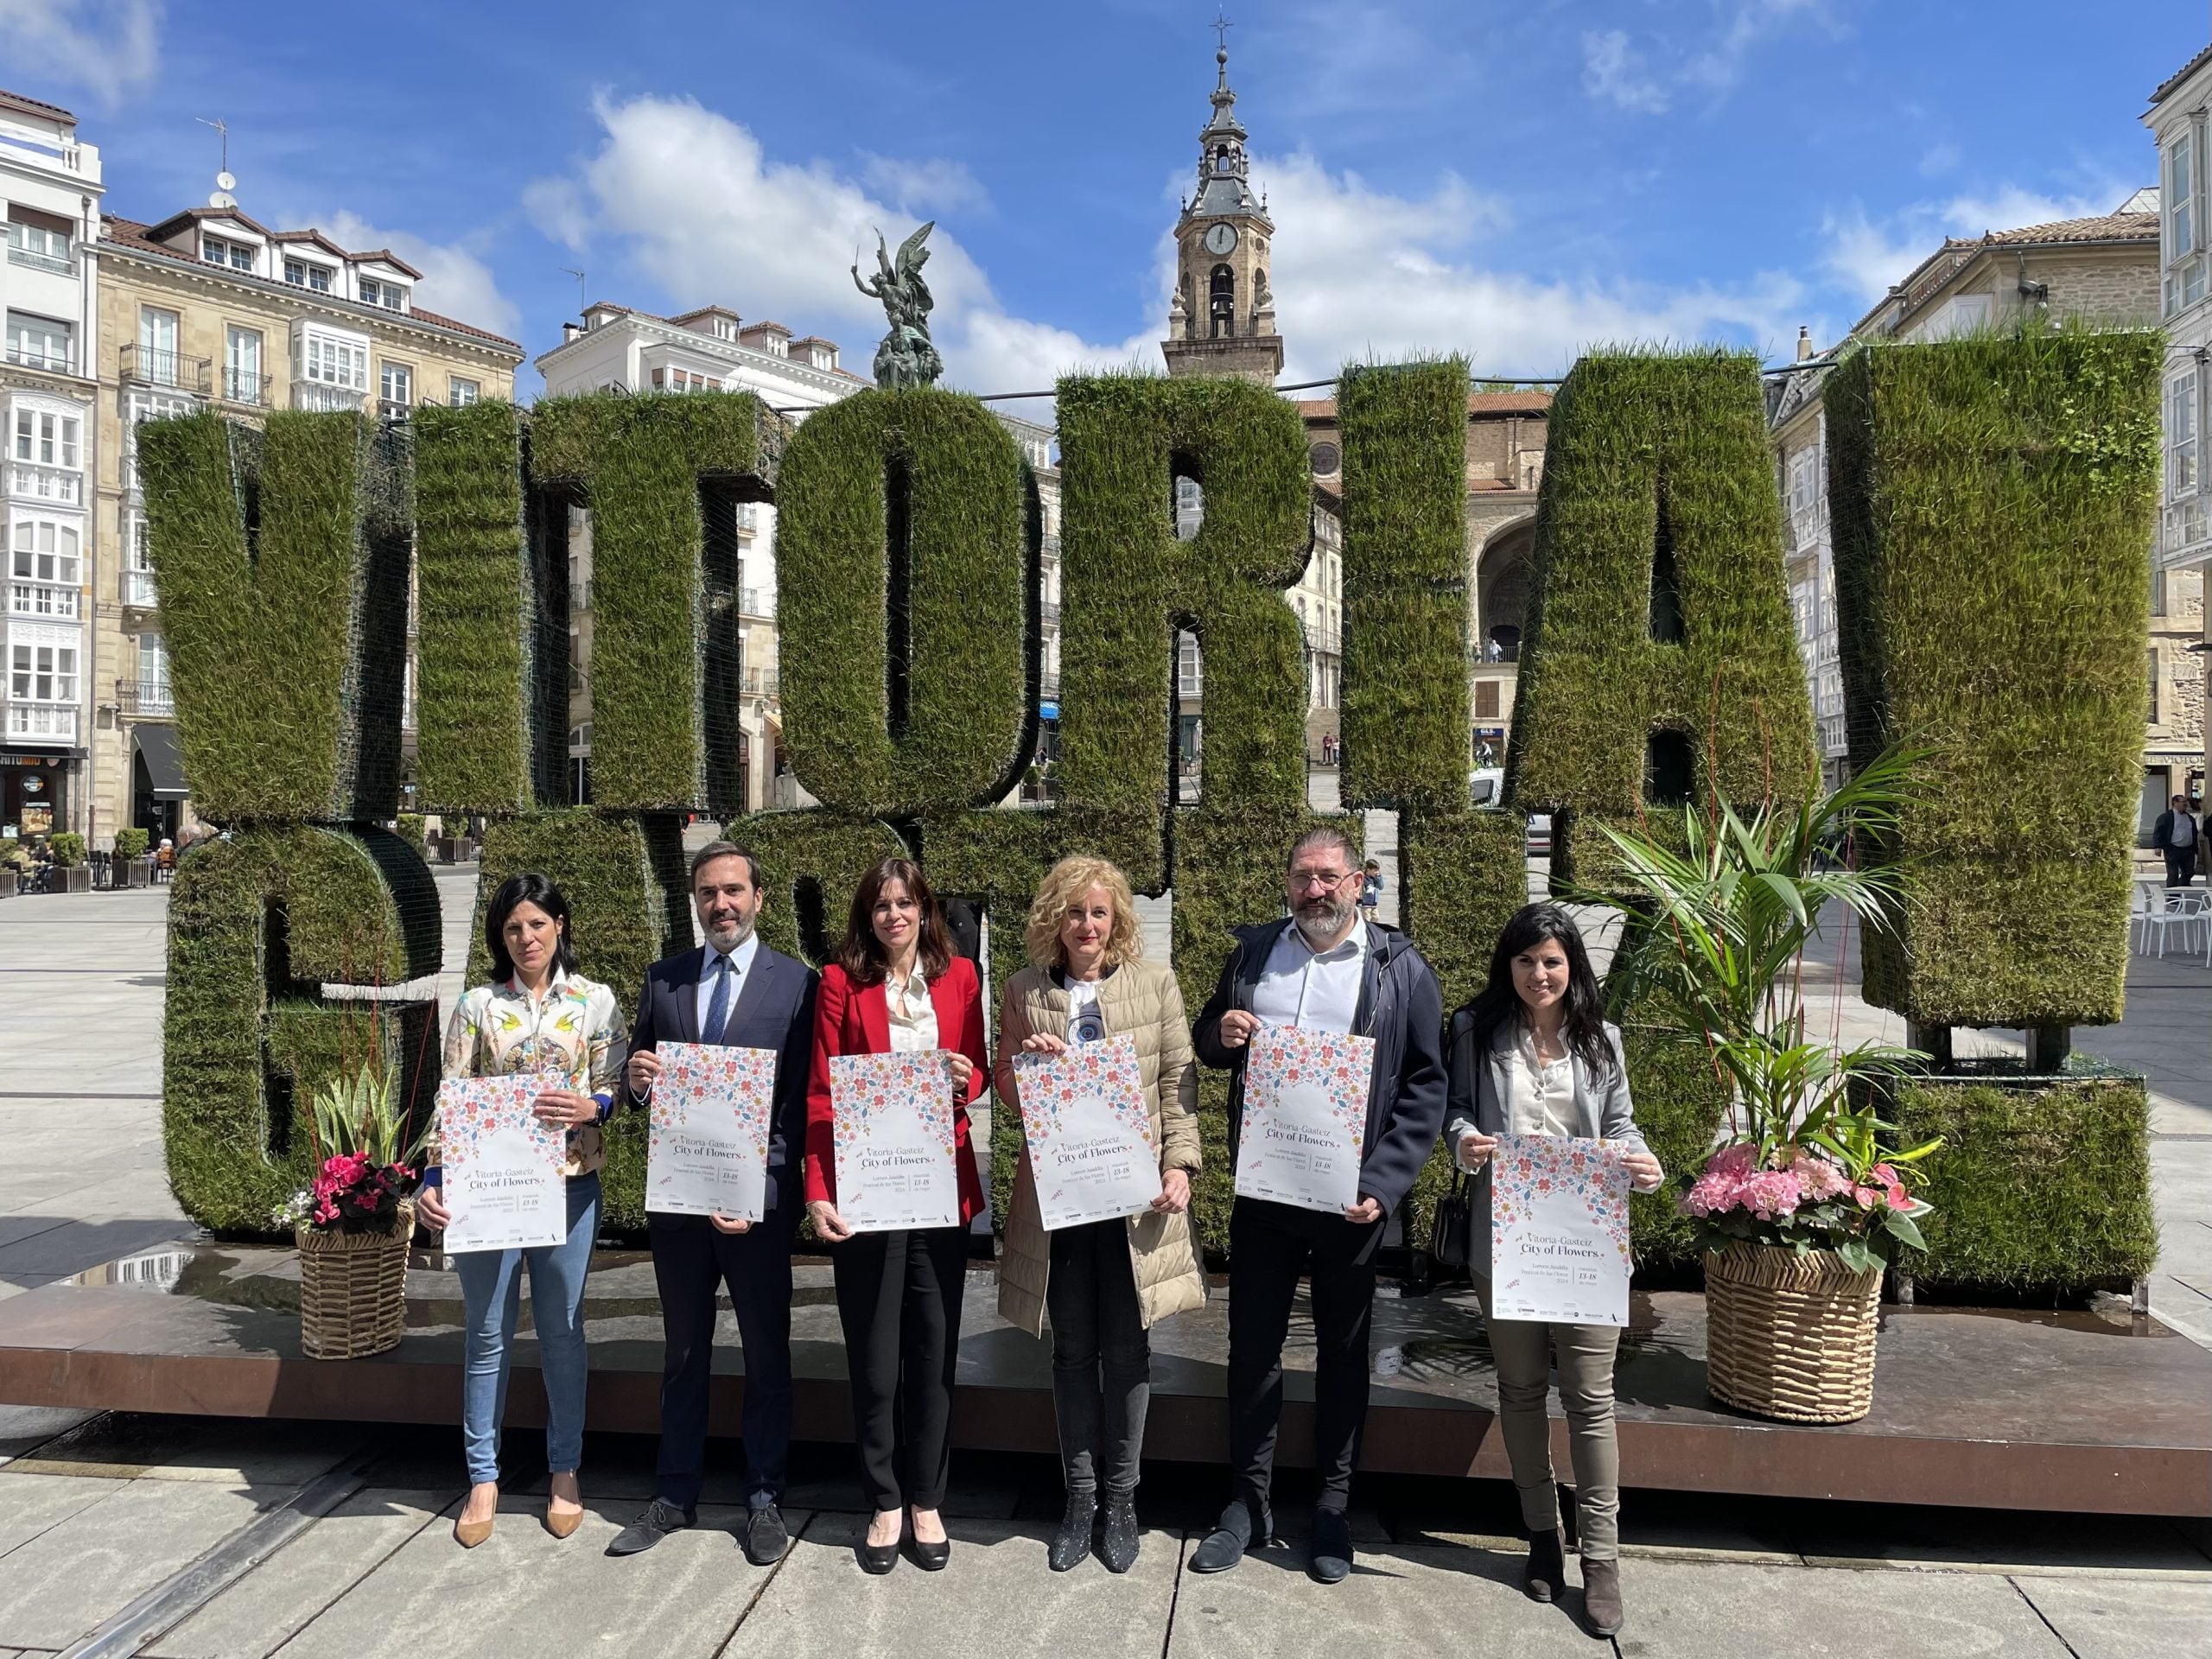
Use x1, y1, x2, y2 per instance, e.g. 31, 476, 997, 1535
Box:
1442, 1014, 1649, 1275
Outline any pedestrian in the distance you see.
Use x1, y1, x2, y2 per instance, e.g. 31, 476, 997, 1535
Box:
995, 855, 1205, 1574
416, 872, 627, 1549
2152, 794, 2200, 888
1357, 858, 1383, 922
1442, 902, 1665, 1638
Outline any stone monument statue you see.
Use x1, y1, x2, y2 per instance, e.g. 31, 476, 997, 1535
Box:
852, 222, 945, 391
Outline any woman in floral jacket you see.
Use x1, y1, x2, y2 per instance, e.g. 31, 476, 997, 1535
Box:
416, 872, 627, 1548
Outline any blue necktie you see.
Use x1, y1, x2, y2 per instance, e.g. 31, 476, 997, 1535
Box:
704, 954, 733, 1043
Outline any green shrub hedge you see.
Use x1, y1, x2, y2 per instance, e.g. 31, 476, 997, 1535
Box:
1506, 350, 1817, 886
527, 393, 786, 814
776, 391, 1033, 816
1887, 1068, 2157, 1292
138, 410, 410, 823
113, 828, 149, 861
1336, 358, 1471, 810
413, 400, 541, 814
1827, 328, 2159, 1028
162, 824, 442, 1234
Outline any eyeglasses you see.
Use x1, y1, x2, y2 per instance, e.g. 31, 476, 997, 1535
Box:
1290, 869, 1354, 891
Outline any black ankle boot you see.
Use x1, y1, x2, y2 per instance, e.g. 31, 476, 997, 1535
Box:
1049, 1491, 1097, 1572
1523, 1527, 1566, 1603
1097, 1494, 1140, 1573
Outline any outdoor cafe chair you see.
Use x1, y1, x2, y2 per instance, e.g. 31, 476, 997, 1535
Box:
2139, 885, 2210, 959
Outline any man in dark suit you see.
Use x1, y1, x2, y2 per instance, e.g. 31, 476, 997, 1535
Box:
608, 840, 817, 1565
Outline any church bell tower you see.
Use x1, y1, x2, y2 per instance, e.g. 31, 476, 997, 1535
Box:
1160, 35, 1283, 384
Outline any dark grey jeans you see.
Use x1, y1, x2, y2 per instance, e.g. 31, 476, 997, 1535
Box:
1046, 1219, 1150, 1498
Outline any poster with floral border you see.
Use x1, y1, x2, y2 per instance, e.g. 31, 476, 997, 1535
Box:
646, 1042, 779, 1221
1013, 1033, 1160, 1230
437, 1072, 569, 1252
1489, 1133, 1631, 1326
830, 1049, 960, 1231
1234, 1026, 1376, 1214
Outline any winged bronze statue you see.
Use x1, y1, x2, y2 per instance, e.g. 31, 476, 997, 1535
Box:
852, 221, 944, 391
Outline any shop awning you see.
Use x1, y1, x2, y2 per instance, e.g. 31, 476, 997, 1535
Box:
133, 723, 190, 801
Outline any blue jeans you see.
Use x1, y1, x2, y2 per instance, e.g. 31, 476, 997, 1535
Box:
454, 1173, 599, 1486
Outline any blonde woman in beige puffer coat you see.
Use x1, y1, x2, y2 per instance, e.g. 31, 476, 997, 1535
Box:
996, 854, 1205, 1579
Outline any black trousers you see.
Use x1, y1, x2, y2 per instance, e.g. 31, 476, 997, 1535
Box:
649, 1211, 793, 1510
2166, 845, 2198, 887
1226, 1196, 1385, 1517
1046, 1218, 1150, 1498
831, 1225, 969, 1513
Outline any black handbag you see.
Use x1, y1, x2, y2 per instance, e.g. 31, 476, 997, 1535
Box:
1428, 1169, 1471, 1269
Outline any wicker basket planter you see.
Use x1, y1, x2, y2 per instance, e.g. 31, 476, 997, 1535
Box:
296, 1203, 413, 1360
1704, 1240, 1882, 1423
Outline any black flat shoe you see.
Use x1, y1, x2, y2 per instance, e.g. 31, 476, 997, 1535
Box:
858, 1513, 901, 1575
906, 1507, 950, 1571
1188, 1500, 1268, 1574
1523, 1527, 1566, 1603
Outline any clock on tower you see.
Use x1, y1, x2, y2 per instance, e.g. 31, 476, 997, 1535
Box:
1160, 39, 1284, 385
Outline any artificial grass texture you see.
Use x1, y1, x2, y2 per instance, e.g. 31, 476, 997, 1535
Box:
775, 391, 1035, 816
1827, 327, 2160, 1028
1888, 1069, 2157, 1291
1505, 350, 1817, 887
1053, 374, 1312, 817
1336, 359, 1473, 810
527, 393, 787, 814
162, 824, 442, 1234
137, 409, 410, 823
413, 400, 542, 813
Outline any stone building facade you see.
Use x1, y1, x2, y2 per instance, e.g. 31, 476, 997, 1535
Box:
2145, 44, 2212, 819
0, 89, 103, 845
1770, 193, 2201, 832
91, 189, 522, 846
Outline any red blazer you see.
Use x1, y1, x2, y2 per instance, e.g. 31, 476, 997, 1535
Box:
804, 956, 988, 1225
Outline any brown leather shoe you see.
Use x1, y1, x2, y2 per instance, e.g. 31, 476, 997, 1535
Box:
1581, 1557, 1624, 1637
545, 1501, 584, 1539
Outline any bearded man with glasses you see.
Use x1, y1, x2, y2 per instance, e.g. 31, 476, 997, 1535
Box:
1189, 826, 1446, 1585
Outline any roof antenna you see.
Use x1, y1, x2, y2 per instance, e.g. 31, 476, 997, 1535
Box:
561, 267, 587, 315
196, 116, 237, 208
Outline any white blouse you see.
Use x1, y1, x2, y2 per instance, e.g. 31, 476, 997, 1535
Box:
1504, 1022, 1575, 1139
885, 963, 939, 1053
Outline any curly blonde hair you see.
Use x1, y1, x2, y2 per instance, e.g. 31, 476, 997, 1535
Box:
1024, 855, 1144, 971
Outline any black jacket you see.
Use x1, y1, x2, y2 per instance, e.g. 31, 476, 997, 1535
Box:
628, 943, 819, 1218
2152, 809, 2198, 851
1192, 918, 1447, 1214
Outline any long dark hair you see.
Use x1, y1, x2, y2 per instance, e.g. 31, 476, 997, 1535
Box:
837, 856, 954, 986
484, 872, 579, 984
1458, 902, 1615, 1080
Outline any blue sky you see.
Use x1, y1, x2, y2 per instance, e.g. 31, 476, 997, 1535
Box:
6, 0, 2205, 396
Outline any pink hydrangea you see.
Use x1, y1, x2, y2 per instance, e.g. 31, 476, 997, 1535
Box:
1788, 1147, 1850, 1202
1741, 1168, 1805, 1220
1682, 1143, 1758, 1217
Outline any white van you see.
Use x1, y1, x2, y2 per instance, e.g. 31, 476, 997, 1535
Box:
1468, 769, 1552, 856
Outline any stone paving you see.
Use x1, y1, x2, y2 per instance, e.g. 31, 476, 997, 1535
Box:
0, 815, 2207, 1655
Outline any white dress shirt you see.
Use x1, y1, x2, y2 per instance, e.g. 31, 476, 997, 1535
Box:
884, 963, 939, 1052
694, 931, 761, 1039
1249, 920, 1367, 1036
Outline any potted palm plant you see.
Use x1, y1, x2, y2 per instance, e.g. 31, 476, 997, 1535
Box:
1590, 747, 1940, 1424
276, 1057, 424, 1359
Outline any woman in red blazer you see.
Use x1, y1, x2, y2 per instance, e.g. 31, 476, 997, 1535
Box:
805, 855, 988, 1574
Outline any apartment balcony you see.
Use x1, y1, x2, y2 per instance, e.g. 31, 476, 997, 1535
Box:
2159, 494, 2212, 570
123, 568, 158, 608
1039, 670, 1061, 702
735, 503, 760, 533
740, 587, 771, 619
4, 702, 78, 743
1299, 613, 1341, 655
1039, 600, 1061, 632
291, 381, 365, 413
4, 459, 82, 507
120, 344, 210, 396
219, 367, 269, 408
741, 668, 780, 698
114, 678, 174, 719
6, 243, 73, 277
378, 398, 412, 424
8, 582, 79, 620
2, 344, 74, 375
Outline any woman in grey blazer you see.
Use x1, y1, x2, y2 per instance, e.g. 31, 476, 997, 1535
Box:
1444, 903, 1664, 1639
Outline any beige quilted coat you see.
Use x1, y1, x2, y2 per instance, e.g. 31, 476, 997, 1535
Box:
995, 959, 1207, 1337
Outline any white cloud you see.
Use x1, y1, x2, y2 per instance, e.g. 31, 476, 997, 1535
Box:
1821, 181, 2137, 305
1918, 142, 1961, 178
1581, 29, 1669, 114
0, 0, 162, 105
860, 154, 989, 217
1684, 0, 1827, 94
320, 211, 523, 340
